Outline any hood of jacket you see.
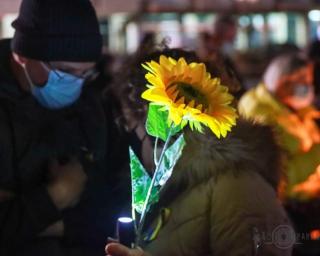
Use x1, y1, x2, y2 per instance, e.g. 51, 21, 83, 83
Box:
162, 118, 283, 200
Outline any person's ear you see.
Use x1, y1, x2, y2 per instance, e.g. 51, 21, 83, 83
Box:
12, 52, 27, 66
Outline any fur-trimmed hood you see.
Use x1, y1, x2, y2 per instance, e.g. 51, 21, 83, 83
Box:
165, 118, 283, 195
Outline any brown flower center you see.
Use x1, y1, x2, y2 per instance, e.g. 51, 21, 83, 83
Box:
168, 82, 208, 110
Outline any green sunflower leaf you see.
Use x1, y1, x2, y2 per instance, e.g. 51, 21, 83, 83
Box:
146, 104, 182, 141
129, 147, 159, 214
155, 134, 186, 186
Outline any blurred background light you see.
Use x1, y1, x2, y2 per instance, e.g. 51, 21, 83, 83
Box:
308, 10, 320, 22
2, 13, 17, 38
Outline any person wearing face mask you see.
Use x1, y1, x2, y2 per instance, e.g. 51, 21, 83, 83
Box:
239, 53, 320, 253
0, 1, 113, 256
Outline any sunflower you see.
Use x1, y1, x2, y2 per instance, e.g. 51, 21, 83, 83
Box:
141, 55, 237, 138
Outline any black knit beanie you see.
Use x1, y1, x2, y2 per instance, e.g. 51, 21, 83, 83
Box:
11, 0, 102, 62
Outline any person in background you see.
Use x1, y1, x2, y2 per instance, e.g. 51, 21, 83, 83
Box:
105, 48, 292, 256
238, 53, 320, 254
198, 15, 237, 60
0, 0, 113, 255
198, 15, 244, 99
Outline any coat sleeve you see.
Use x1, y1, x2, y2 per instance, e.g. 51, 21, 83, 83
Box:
0, 108, 61, 248
209, 171, 293, 256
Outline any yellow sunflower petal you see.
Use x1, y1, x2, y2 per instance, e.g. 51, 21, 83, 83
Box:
145, 73, 165, 88
142, 88, 171, 104
207, 119, 222, 138
142, 63, 157, 75
168, 108, 183, 125
159, 55, 174, 71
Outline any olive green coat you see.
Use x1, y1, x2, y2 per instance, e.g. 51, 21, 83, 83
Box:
143, 120, 292, 256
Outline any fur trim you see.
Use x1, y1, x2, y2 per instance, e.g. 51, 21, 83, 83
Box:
167, 119, 283, 193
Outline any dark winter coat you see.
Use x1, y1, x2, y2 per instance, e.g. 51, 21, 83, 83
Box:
0, 39, 118, 256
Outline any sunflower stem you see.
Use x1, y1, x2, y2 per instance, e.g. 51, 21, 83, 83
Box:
153, 137, 159, 166
132, 205, 137, 234
136, 125, 174, 245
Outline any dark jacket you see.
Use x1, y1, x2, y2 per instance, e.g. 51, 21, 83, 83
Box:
0, 39, 114, 256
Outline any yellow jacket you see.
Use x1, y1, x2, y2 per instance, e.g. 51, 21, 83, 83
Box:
239, 84, 320, 200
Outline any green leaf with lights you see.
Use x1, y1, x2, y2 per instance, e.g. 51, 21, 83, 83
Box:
129, 147, 159, 214
155, 134, 185, 186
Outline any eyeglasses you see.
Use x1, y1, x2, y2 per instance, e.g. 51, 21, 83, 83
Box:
43, 62, 99, 82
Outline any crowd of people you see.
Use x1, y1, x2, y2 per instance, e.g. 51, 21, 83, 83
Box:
0, 0, 319, 256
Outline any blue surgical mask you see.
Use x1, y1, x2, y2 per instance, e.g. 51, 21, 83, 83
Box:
293, 84, 311, 98
24, 63, 85, 109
